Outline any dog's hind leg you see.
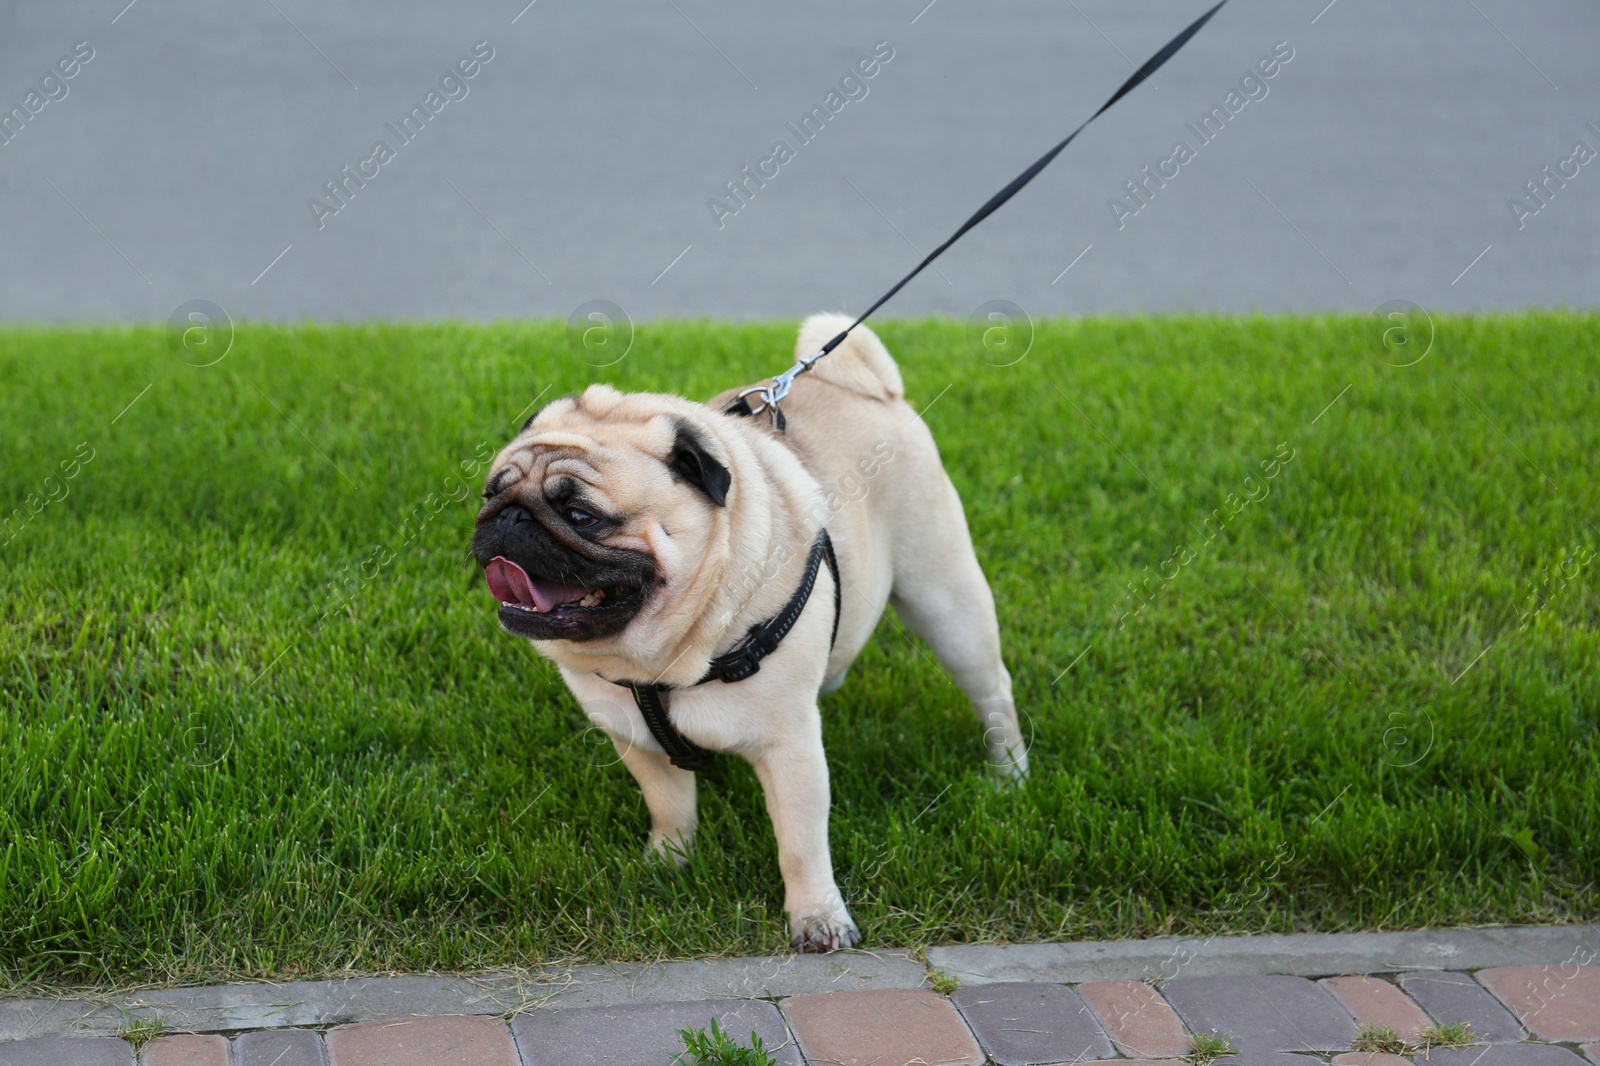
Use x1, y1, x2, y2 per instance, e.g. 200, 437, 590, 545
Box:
889, 520, 1029, 780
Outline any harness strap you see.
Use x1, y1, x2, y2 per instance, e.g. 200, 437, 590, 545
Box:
621, 530, 839, 772
699, 530, 835, 685
821, 531, 842, 652
626, 682, 710, 772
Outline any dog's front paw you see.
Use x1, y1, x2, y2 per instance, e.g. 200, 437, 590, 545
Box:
646, 829, 695, 868
987, 742, 1030, 783
789, 910, 862, 953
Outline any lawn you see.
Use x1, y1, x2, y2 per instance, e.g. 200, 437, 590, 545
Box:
1, 313, 1596, 988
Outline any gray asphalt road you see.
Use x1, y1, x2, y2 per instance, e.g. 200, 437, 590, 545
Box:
1, 0, 1595, 324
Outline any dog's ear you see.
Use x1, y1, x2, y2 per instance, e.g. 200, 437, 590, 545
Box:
668, 421, 731, 506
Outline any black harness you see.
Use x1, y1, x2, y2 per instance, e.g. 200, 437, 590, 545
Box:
620, 529, 840, 771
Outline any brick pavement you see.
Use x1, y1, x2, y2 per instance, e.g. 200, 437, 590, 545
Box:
1, 955, 1596, 1065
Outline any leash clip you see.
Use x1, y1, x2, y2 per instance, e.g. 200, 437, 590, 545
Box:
735, 348, 826, 428
771, 347, 826, 404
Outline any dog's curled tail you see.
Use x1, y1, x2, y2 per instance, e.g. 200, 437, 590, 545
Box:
794, 313, 904, 403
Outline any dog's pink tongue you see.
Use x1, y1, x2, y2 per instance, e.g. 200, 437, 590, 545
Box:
486, 557, 589, 613
486, 557, 535, 606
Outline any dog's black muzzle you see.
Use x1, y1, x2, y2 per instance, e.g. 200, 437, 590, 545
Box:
471, 502, 656, 642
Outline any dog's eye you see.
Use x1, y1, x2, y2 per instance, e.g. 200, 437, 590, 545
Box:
565, 507, 597, 528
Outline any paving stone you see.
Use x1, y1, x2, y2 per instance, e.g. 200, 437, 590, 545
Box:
4, 930, 1595, 1045
139, 1035, 230, 1066
1160, 975, 1357, 1055
1581, 1043, 1600, 1066
951, 982, 1112, 1065
0, 952, 924, 1043
1476, 963, 1600, 1041
1320, 976, 1432, 1041
1415, 1045, 1590, 1066
783, 989, 983, 1066
235, 1029, 326, 1066
327, 1016, 515, 1066
512, 999, 800, 1066
1, 930, 1594, 1046
0, 1037, 132, 1066
0, 977, 506, 1038
1076, 980, 1191, 1058
1078, 1060, 1185, 1066
1396, 971, 1524, 1042
1214, 1055, 1324, 1066
927, 926, 1600, 985
519, 951, 929, 1010
1334, 1053, 1414, 1066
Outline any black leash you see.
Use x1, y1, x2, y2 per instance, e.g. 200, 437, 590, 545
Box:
624, 529, 841, 771
736, 0, 1229, 425
626, 3, 1230, 767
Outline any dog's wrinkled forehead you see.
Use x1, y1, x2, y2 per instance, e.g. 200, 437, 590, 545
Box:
484, 386, 731, 509
487, 393, 657, 495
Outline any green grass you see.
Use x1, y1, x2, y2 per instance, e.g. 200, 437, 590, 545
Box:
1185, 1030, 1237, 1066
1351, 1024, 1408, 1055
1, 314, 1597, 989
1417, 1022, 1480, 1050
116, 1014, 164, 1050
672, 1017, 777, 1066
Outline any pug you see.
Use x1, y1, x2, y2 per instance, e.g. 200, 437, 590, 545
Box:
470, 314, 1027, 952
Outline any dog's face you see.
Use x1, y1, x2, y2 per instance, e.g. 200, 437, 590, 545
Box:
470, 386, 733, 644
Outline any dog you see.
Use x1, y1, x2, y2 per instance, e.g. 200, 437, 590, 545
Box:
470, 314, 1027, 952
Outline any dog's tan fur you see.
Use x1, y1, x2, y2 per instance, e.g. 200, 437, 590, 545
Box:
480, 315, 1026, 950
